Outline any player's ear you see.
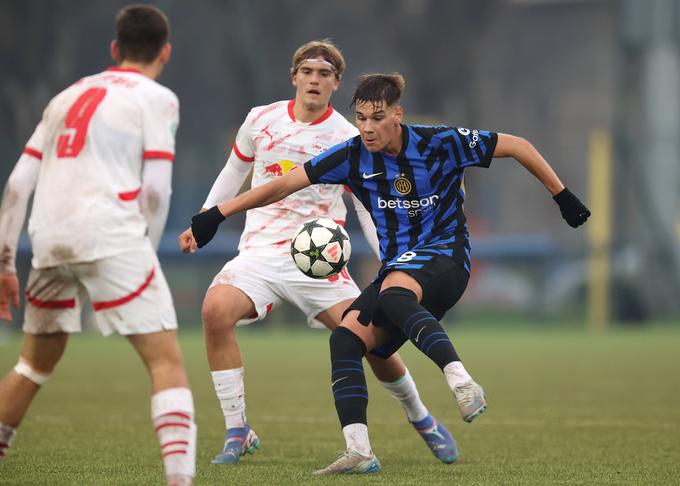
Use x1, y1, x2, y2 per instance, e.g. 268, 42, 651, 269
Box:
111, 40, 122, 64
332, 77, 340, 92
394, 105, 404, 124
291, 72, 298, 89
160, 43, 172, 65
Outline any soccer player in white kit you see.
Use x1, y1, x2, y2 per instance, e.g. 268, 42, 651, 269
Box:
0, 6, 196, 485
178, 40, 459, 466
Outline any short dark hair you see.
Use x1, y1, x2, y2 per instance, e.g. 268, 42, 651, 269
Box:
351, 73, 406, 108
116, 5, 170, 63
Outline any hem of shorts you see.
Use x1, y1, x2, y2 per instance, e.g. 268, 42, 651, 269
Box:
22, 327, 82, 335
107, 322, 178, 336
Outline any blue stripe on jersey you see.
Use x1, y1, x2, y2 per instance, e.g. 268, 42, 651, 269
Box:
303, 125, 497, 272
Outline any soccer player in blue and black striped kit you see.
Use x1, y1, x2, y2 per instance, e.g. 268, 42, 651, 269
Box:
191, 73, 590, 475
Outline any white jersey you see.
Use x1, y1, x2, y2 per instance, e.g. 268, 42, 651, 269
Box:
23, 67, 179, 268
232, 100, 358, 256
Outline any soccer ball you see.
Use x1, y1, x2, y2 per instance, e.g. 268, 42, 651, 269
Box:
291, 218, 351, 279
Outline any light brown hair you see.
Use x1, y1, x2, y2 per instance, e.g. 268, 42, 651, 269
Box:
290, 39, 346, 80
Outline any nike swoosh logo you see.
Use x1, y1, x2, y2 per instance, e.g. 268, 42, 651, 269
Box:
362, 171, 384, 179
331, 376, 348, 387
414, 327, 425, 343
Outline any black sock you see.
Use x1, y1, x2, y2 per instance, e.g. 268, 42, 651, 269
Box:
329, 327, 368, 427
377, 286, 460, 370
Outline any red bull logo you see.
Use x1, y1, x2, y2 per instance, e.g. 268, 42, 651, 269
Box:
263, 159, 297, 177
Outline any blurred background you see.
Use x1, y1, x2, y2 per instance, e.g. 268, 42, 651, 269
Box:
2, 0, 680, 330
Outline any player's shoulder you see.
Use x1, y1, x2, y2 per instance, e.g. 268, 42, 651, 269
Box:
327, 109, 356, 130
246, 100, 289, 125
137, 76, 179, 105
408, 124, 454, 141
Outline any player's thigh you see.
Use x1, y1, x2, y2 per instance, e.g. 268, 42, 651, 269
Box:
20, 332, 69, 372
381, 270, 423, 301
283, 265, 360, 328
203, 284, 256, 327
340, 311, 389, 352
315, 298, 355, 331
23, 265, 87, 335
127, 329, 188, 390
207, 254, 282, 326
76, 246, 177, 336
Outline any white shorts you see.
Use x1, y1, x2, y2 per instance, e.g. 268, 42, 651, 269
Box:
209, 253, 360, 328
23, 243, 177, 336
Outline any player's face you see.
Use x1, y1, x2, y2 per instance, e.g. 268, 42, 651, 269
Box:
355, 101, 403, 154
292, 58, 339, 109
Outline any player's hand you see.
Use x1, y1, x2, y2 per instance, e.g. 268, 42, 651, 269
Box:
178, 227, 198, 253
553, 187, 591, 228
191, 206, 225, 248
0, 274, 20, 323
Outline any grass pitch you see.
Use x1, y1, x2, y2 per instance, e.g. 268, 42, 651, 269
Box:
0, 325, 678, 485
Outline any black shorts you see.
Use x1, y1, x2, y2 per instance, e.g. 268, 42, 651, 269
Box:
345, 254, 469, 359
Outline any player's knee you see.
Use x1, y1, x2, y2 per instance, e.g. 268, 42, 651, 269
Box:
377, 286, 417, 312
148, 354, 188, 389
329, 326, 367, 358
13, 358, 51, 386
201, 297, 237, 334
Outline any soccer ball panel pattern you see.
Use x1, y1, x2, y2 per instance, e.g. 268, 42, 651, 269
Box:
291, 218, 351, 279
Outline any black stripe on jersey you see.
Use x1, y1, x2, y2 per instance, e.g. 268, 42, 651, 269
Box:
347, 139, 376, 225
395, 133, 422, 251
438, 132, 473, 167
372, 152, 399, 261
476, 134, 498, 167
432, 170, 465, 237
412, 125, 448, 156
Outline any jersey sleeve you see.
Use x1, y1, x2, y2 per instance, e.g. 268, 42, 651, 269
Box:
440, 126, 497, 169
22, 114, 49, 159
303, 139, 352, 185
231, 108, 257, 163
142, 89, 179, 162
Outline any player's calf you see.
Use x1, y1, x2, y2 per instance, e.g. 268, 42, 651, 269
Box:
151, 387, 196, 486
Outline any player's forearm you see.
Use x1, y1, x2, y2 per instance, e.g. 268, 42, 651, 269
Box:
139, 160, 172, 250
192, 168, 310, 249
0, 155, 40, 274
216, 168, 309, 218
495, 134, 564, 196
202, 155, 252, 208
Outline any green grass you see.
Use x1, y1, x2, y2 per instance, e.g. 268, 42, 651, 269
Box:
1, 326, 679, 485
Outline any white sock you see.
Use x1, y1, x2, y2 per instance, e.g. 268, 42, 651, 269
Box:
211, 368, 246, 429
342, 423, 372, 457
151, 387, 196, 481
379, 368, 429, 422
0, 422, 17, 461
443, 361, 473, 390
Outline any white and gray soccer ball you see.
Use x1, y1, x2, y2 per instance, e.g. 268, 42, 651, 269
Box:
290, 218, 351, 279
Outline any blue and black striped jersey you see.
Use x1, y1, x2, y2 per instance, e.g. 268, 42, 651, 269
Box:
304, 124, 497, 272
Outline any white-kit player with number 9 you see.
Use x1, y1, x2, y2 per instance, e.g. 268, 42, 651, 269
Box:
178, 40, 461, 467
0, 6, 196, 485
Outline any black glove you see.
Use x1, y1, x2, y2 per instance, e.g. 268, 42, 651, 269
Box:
191, 206, 225, 248
553, 187, 591, 228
